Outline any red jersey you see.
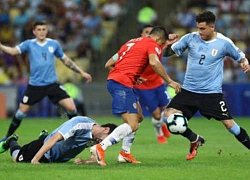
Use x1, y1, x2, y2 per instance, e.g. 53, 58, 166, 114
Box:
134, 65, 164, 90
134, 42, 167, 90
108, 37, 162, 88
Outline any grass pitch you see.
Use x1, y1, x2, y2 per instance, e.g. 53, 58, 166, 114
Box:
0, 116, 249, 180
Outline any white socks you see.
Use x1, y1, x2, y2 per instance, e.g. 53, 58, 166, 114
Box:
100, 123, 132, 150
121, 131, 136, 153
151, 117, 164, 136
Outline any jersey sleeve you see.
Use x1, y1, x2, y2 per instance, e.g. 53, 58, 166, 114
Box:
58, 121, 95, 140
171, 33, 191, 56
147, 41, 161, 56
225, 40, 245, 62
17, 40, 29, 54
53, 40, 65, 59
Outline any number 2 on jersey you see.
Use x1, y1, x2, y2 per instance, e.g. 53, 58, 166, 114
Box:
199, 54, 205, 65
119, 43, 135, 60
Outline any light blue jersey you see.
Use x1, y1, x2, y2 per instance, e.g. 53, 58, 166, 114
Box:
44, 116, 98, 162
172, 32, 245, 93
16, 38, 65, 86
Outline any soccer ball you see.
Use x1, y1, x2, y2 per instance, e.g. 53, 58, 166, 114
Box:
165, 113, 188, 134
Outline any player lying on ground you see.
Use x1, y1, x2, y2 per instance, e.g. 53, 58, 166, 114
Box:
0, 116, 116, 164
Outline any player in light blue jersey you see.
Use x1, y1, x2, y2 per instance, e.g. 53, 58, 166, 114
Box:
162, 11, 250, 160
0, 21, 92, 141
0, 116, 117, 164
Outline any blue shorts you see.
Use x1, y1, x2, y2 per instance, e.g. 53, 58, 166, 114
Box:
134, 84, 169, 113
107, 80, 138, 115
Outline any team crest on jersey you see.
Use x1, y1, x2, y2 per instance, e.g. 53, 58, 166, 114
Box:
155, 47, 161, 55
211, 49, 218, 56
23, 96, 28, 103
133, 103, 137, 109
48, 46, 54, 53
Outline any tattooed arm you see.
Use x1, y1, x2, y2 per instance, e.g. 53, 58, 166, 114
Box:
62, 56, 92, 83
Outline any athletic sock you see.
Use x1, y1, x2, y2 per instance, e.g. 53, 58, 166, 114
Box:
151, 117, 164, 136
9, 140, 21, 156
181, 128, 198, 142
6, 116, 22, 137
235, 127, 250, 149
121, 132, 136, 153
100, 123, 132, 150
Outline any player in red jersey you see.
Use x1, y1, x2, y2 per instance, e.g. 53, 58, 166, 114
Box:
90, 26, 181, 166
107, 25, 173, 144
134, 25, 173, 144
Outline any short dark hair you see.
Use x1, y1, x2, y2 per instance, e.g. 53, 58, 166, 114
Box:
33, 21, 47, 29
101, 123, 117, 134
149, 26, 168, 41
139, 24, 154, 35
196, 11, 216, 24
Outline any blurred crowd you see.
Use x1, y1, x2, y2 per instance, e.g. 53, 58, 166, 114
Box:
0, 0, 126, 85
138, 0, 250, 84
1, 0, 250, 86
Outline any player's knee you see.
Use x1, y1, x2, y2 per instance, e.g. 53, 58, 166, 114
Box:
128, 123, 139, 132
15, 109, 26, 120
163, 108, 181, 118
138, 115, 144, 123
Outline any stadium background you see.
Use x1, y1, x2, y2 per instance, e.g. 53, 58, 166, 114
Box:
0, 0, 249, 118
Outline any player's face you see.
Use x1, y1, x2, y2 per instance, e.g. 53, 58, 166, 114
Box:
33, 25, 48, 41
196, 22, 214, 41
94, 128, 110, 142
141, 27, 153, 37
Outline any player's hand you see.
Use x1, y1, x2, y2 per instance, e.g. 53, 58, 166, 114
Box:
166, 34, 179, 45
82, 72, 92, 83
240, 58, 249, 73
136, 77, 147, 85
74, 156, 97, 164
31, 159, 40, 164
168, 80, 181, 94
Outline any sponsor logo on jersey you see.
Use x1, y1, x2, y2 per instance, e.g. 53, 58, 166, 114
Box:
212, 49, 218, 56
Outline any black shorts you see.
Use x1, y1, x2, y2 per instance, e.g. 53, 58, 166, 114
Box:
167, 88, 233, 121
16, 136, 49, 163
21, 82, 70, 105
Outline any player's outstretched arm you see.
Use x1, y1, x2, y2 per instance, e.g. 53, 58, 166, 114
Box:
31, 132, 63, 164
62, 56, 92, 83
74, 155, 97, 165
0, 42, 19, 56
149, 54, 181, 93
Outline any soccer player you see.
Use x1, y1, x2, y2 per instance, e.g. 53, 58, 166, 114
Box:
0, 21, 92, 141
134, 25, 173, 144
0, 116, 117, 164
106, 24, 174, 144
91, 26, 182, 166
162, 11, 250, 160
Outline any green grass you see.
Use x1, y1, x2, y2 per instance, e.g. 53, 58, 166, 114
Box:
0, 116, 250, 180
